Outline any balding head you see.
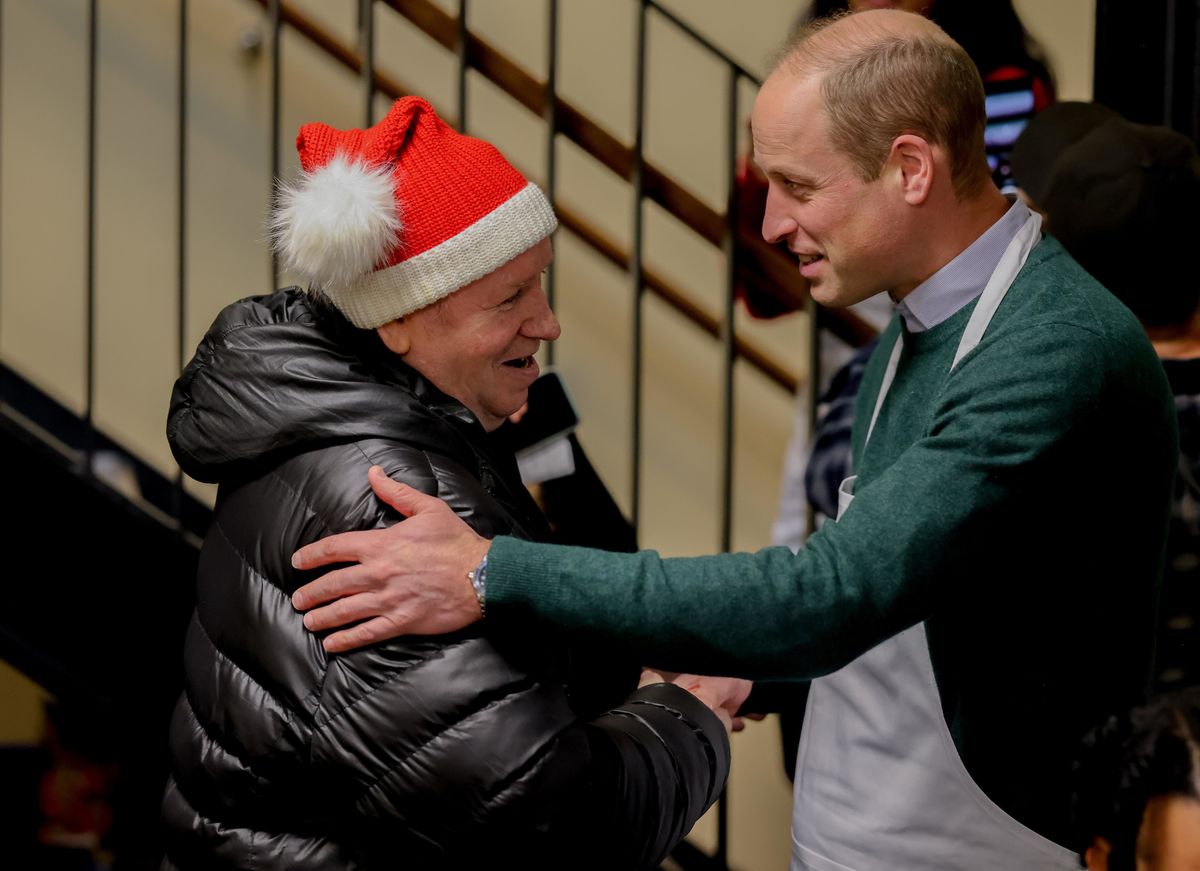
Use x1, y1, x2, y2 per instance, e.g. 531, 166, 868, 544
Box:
769, 9, 990, 199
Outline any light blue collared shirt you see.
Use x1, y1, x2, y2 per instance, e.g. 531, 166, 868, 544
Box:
895, 198, 1032, 332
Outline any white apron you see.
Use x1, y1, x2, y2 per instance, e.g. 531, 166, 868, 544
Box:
790, 212, 1078, 871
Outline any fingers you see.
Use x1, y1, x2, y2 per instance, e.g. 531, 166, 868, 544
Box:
291, 530, 374, 573
322, 615, 403, 654
300, 592, 380, 633
367, 466, 444, 517
291, 564, 372, 611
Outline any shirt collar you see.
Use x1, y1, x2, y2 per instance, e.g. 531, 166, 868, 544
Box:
895, 197, 1031, 333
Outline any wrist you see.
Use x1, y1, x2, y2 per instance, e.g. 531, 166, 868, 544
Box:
467, 553, 488, 617
465, 539, 493, 618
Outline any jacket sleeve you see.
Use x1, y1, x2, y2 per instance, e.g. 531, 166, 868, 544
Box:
321, 637, 730, 869
561, 682, 731, 868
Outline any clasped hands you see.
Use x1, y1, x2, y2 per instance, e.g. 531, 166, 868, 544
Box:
290, 466, 755, 734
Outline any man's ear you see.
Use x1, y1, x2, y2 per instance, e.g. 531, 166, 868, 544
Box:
889, 133, 935, 206
1084, 837, 1112, 871
376, 318, 412, 355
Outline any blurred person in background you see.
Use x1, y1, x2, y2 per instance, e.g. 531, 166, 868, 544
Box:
1073, 688, 1200, 870
1013, 101, 1200, 691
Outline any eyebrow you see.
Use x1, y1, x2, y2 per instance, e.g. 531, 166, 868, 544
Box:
767, 166, 818, 188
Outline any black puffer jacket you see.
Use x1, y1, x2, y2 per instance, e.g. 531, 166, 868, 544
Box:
161, 290, 729, 870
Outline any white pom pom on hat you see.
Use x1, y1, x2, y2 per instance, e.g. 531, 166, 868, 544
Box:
270, 156, 401, 293
270, 97, 557, 329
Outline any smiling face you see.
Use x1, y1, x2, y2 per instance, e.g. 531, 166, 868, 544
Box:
377, 238, 559, 431
752, 71, 912, 308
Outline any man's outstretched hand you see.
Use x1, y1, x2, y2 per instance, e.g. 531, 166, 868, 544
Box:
291, 466, 491, 653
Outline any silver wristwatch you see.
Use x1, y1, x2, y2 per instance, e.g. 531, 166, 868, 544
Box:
467, 553, 488, 617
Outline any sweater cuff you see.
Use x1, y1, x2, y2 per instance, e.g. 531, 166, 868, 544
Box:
486, 534, 577, 620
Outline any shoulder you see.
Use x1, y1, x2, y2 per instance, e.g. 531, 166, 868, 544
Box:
248, 435, 519, 559
984, 238, 1160, 376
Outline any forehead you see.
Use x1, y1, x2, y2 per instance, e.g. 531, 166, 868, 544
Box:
751, 72, 834, 170
443, 237, 553, 310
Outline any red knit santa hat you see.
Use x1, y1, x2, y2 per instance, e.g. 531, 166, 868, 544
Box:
270, 96, 557, 328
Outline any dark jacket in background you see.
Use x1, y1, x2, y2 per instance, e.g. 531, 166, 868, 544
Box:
161, 289, 729, 870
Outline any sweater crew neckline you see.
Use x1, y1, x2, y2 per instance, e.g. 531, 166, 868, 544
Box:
899, 301, 974, 357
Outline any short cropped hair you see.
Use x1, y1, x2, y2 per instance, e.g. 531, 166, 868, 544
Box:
774, 15, 990, 199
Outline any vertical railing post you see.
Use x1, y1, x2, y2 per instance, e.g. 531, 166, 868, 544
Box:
174, 0, 189, 527
359, 0, 375, 127
804, 303, 821, 542
630, 0, 648, 535
544, 0, 559, 365
719, 68, 739, 563
269, 0, 282, 287
457, 0, 469, 132
714, 61, 741, 870
83, 0, 99, 472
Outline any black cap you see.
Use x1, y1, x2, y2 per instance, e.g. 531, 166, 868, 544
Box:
1011, 102, 1200, 326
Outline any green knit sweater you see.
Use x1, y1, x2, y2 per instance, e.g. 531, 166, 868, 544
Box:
487, 238, 1176, 841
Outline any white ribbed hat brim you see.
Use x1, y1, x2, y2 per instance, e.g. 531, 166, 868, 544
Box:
326, 182, 558, 328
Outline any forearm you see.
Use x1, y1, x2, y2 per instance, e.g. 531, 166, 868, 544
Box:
484, 532, 910, 679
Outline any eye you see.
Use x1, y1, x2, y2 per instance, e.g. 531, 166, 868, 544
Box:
496, 288, 523, 310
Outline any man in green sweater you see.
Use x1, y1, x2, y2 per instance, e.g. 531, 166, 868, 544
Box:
289, 9, 1176, 869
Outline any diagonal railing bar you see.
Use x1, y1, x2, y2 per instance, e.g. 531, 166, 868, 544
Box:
645, 0, 759, 81
377, 0, 872, 344
252, 0, 404, 93
248, 0, 804, 394
556, 202, 796, 393
382, 0, 724, 244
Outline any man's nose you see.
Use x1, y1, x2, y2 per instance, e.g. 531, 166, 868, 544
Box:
524, 289, 562, 341
761, 183, 797, 245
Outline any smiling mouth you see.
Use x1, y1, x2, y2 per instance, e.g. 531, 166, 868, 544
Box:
502, 355, 536, 369
797, 254, 824, 266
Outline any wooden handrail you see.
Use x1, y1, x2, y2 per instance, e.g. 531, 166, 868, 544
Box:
251, 0, 874, 393
555, 201, 797, 393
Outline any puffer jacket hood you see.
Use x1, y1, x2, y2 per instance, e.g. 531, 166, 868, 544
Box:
167, 288, 480, 483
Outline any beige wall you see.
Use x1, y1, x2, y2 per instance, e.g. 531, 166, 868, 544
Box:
0, 0, 1098, 867
0, 660, 51, 745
